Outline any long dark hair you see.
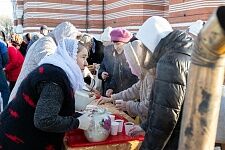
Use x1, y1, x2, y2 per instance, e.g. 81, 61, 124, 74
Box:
25, 33, 31, 42
0, 31, 6, 43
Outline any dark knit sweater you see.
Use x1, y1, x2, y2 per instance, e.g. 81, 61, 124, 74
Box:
0, 64, 81, 150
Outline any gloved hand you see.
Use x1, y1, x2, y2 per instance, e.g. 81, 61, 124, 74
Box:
77, 113, 93, 130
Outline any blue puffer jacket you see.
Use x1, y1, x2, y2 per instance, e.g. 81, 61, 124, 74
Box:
0, 39, 8, 69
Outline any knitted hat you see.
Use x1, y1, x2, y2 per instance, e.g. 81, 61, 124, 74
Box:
110, 28, 132, 43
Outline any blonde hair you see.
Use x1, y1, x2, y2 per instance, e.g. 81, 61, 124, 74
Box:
77, 41, 88, 53
11, 34, 23, 46
79, 34, 93, 50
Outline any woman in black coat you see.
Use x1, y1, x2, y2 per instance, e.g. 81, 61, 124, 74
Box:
129, 16, 194, 150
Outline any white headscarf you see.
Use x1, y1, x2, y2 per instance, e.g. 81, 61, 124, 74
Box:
39, 38, 84, 91
136, 16, 173, 53
100, 26, 113, 42
124, 42, 142, 77
51, 22, 82, 45
188, 20, 204, 36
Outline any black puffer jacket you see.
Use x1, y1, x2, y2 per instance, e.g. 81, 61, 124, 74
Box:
140, 30, 193, 150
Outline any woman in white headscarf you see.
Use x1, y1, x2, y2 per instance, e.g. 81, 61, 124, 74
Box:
97, 40, 154, 122
9, 22, 82, 103
0, 38, 93, 150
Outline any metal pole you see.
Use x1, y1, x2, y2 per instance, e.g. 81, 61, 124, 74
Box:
102, 0, 105, 32
86, 0, 89, 33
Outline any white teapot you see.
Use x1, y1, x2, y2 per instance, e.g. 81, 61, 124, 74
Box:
84, 106, 111, 142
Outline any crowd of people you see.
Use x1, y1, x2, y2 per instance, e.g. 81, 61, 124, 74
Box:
0, 15, 217, 150
0, 25, 49, 109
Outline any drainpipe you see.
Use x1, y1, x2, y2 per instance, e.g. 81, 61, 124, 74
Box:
178, 6, 225, 150
102, 0, 105, 32
86, 0, 89, 33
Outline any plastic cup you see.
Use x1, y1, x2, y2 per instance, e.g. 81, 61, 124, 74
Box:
111, 121, 119, 135
109, 114, 115, 123
124, 122, 134, 135
115, 119, 124, 132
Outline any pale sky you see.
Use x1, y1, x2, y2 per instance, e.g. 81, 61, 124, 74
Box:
0, 0, 13, 18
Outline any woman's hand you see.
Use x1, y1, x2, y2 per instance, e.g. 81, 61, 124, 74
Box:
77, 112, 94, 130
97, 96, 113, 105
115, 100, 127, 111
128, 125, 145, 137
89, 90, 101, 99
106, 89, 113, 97
88, 92, 95, 97
101, 72, 109, 80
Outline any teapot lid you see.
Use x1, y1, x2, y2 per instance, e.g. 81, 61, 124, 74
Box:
91, 107, 106, 115
85, 105, 106, 114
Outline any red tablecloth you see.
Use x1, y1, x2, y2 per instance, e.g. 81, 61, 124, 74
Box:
64, 114, 144, 148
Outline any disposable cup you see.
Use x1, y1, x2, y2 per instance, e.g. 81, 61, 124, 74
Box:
124, 122, 134, 135
115, 119, 124, 132
109, 114, 115, 123
111, 121, 119, 135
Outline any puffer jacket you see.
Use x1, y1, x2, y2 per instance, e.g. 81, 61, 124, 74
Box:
0, 39, 8, 69
140, 30, 193, 150
5, 45, 24, 81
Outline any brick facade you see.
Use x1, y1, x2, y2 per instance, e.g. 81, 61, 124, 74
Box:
12, 0, 225, 35
168, 0, 225, 29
